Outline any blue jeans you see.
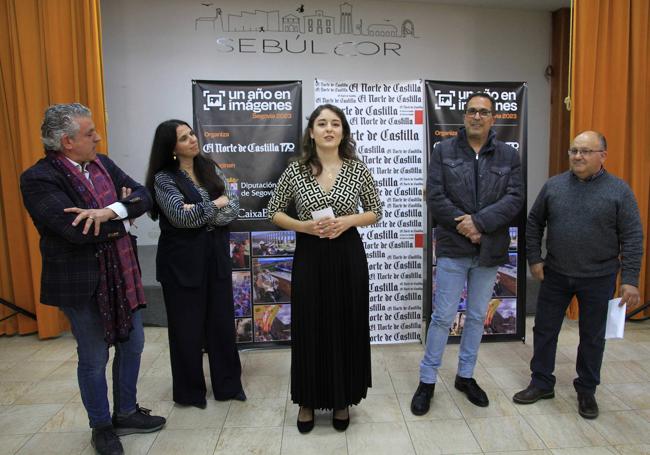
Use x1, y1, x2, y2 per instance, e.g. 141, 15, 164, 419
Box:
530, 267, 616, 394
420, 256, 498, 383
62, 304, 144, 428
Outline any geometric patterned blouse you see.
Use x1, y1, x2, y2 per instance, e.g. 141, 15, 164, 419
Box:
267, 158, 383, 222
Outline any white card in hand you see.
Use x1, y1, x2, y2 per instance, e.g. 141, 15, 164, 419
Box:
311, 207, 335, 220
605, 298, 626, 339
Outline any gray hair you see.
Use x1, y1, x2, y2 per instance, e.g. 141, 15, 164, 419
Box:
41, 103, 92, 151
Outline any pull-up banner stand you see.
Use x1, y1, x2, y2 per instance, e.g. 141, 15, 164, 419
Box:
193, 80, 302, 348
424, 81, 528, 342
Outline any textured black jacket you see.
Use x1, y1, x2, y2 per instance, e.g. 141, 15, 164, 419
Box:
20, 154, 152, 307
427, 127, 524, 267
155, 170, 231, 288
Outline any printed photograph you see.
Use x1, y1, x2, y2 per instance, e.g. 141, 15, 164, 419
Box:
449, 311, 466, 336
494, 253, 517, 297
484, 298, 517, 335
253, 304, 291, 342
509, 226, 518, 250
252, 257, 292, 303
252, 230, 296, 256
232, 271, 252, 317
229, 181, 239, 199
235, 318, 253, 343
230, 232, 251, 269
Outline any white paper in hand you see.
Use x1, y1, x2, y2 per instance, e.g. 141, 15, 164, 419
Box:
605, 298, 626, 339
311, 207, 335, 220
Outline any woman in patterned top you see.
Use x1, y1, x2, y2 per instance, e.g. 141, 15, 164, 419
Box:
267, 104, 383, 433
145, 120, 245, 409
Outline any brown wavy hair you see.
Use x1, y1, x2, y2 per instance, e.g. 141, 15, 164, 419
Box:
297, 104, 359, 176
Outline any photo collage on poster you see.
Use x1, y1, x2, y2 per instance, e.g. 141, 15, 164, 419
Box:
230, 230, 296, 343
431, 226, 518, 336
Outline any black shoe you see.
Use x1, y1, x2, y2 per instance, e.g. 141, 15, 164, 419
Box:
577, 392, 599, 419
215, 389, 247, 402
410, 381, 435, 416
112, 404, 166, 436
332, 408, 350, 432
91, 425, 124, 455
513, 384, 555, 404
297, 407, 314, 434
454, 375, 489, 407
233, 389, 247, 402
175, 400, 207, 409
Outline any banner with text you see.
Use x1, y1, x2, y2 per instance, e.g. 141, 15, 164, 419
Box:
193, 80, 301, 347
425, 80, 527, 341
315, 79, 425, 344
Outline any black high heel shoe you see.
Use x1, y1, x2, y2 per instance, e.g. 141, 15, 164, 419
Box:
332, 408, 349, 431
297, 407, 315, 434
232, 389, 247, 402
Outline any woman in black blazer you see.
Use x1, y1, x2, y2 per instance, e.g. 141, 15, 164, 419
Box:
145, 119, 245, 408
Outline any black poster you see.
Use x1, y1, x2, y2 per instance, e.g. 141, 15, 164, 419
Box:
193, 80, 302, 346
424, 81, 527, 341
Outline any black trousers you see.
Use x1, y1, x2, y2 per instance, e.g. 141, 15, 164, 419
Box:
530, 266, 617, 394
161, 256, 242, 405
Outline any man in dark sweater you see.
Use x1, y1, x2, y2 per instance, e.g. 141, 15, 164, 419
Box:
513, 130, 643, 419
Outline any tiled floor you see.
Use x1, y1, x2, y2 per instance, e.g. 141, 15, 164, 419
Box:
1, 316, 650, 454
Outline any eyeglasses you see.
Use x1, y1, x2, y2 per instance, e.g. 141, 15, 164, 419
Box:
567, 148, 603, 157
465, 108, 493, 118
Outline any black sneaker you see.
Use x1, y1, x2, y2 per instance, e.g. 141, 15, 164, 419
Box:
577, 392, 599, 419
410, 381, 435, 416
91, 425, 124, 455
454, 375, 489, 407
112, 404, 166, 436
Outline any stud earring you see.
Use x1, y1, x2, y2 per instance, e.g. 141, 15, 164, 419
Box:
173, 154, 177, 161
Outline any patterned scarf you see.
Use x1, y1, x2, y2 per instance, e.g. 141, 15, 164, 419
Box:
50, 152, 145, 345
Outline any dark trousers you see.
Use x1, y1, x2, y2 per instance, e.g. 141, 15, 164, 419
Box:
161, 258, 242, 405
62, 305, 144, 428
530, 267, 617, 394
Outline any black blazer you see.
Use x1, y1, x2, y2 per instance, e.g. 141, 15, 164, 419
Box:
155, 170, 231, 288
20, 153, 152, 307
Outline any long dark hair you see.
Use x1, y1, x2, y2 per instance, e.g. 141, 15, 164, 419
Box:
145, 119, 224, 220
297, 104, 359, 176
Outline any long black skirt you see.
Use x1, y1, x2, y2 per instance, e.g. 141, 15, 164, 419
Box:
290, 228, 371, 410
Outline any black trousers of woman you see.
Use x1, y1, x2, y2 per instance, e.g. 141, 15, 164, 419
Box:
161, 249, 242, 406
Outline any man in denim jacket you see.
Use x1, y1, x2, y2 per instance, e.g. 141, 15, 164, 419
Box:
411, 93, 524, 415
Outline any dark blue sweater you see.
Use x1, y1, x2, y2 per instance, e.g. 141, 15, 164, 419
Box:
527, 170, 643, 286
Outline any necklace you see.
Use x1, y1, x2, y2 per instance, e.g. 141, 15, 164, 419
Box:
323, 163, 342, 180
